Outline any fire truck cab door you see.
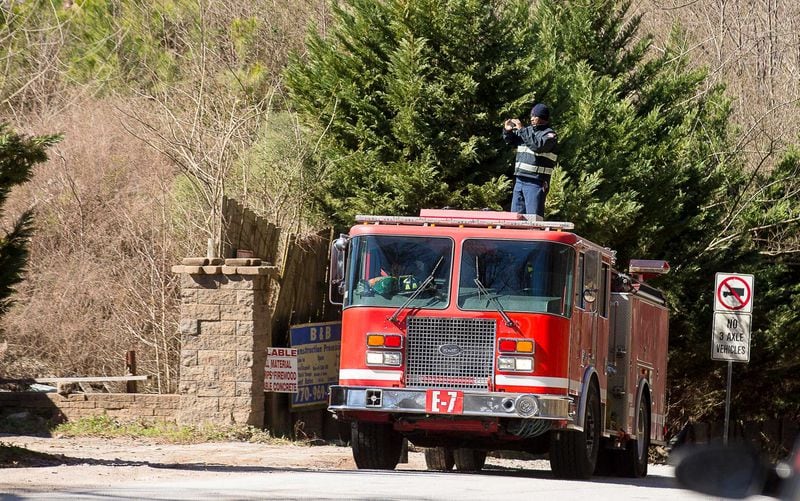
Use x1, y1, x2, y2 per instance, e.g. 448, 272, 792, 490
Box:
572, 250, 601, 389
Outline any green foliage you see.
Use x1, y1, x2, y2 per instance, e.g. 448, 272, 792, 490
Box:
286, 0, 536, 223
227, 111, 328, 231
0, 1, 280, 111
54, 415, 289, 444
0, 124, 60, 315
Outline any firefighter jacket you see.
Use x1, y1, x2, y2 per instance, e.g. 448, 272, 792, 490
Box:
503, 124, 558, 181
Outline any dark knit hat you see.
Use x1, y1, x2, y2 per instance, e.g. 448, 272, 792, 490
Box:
530, 103, 550, 120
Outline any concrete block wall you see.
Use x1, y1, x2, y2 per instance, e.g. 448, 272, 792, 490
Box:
172, 259, 278, 427
0, 392, 179, 422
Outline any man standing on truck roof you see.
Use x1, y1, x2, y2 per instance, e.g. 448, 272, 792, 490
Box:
503, 103, 559, 217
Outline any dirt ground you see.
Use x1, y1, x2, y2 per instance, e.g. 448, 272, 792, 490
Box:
0, 434, 547, 490
0, 434, 362, 486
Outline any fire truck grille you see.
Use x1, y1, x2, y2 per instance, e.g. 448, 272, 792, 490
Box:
405, 317, 496, 390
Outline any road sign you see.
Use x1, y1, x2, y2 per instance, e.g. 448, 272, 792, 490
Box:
714, 273, 754, 313
711, 312, 751, 362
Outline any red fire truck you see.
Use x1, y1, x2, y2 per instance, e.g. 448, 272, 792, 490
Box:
328, 209, 669, 479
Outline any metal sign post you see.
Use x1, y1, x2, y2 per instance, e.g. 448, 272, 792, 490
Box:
712, 273, 754, 445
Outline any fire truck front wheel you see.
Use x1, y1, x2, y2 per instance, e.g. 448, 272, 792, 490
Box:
351, 421, 404, 470
548, 382, 601, 479
453, 448, 487, 471
424, 447, 455, 471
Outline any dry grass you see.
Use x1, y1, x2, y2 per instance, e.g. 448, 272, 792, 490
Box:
635, 0, 800, 171
0, 98, 185, 391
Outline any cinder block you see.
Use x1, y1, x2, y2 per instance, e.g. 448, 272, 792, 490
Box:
180, 289, 198, 304
219, 275, 257, 290
182, 334, 237, 351
181, 273, 223, 290
219, 304, 251, 321
181, 350, 198, 367
236, 290, 255, 307
199, 320, 236, 336
198, 350, 236, 366
196, 289, 237, 305
178, 396, 220, 413
236, 321, 255, 337
181, 304, 220, 321
178, 366, 206, 380
103, 394, 135, 403
236, 351, 254, 367
234, 381, 255, 397
218, 396, 254, 412
234, 335, 257, 351
179, 382, 197, 395
180, 318, 199, 336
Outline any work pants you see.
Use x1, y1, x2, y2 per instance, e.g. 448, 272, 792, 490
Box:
511, 176, 547, 216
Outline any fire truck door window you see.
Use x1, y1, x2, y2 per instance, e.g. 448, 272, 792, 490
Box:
577, 253, 585, 309
599, 263, 609, 317
458, 239, 574, 316
345, 235, 452, 309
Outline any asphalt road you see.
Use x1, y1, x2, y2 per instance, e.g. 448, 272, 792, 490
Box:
3, 468, 713, 501
0, 436, 750, 500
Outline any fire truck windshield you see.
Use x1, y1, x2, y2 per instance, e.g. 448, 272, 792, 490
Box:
459, 239, 575, 316
345, 235, 453, 309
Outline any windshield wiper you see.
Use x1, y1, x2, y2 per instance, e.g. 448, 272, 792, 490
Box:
388, 256, 444, 323
473, 258, 514, 327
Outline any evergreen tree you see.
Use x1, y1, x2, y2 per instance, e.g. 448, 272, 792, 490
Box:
286, 0, 537, 222
0, 125, 60, 315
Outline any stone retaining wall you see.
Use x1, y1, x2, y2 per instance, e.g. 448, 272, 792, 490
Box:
172, 259, 278, 428
0, 392, 179, 422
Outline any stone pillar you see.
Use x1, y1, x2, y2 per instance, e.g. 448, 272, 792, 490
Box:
172, 258, 277, 427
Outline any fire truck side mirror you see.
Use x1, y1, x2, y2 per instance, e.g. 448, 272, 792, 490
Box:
329, 235, 349, 305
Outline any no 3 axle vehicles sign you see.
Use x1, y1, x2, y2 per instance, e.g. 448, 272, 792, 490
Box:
712, 272, 754, 362
712, 312, 751, 362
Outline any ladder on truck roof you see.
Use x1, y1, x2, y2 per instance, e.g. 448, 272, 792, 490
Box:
355, 209, 575, 231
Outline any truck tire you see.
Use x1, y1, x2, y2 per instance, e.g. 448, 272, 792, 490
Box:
616, 393, 650, 477
594, 443, 617, 476
453, 448, 487, 471
424, 447, 455, 471
351, 421, 403, 470
549, 382, 601, 479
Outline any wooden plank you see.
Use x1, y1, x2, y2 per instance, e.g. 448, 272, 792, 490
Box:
0, 376, 149, 384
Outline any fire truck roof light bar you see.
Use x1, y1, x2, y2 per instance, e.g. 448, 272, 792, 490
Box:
355, 214, 575, 231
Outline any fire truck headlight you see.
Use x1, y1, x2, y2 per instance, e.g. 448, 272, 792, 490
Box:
515, 357, 533, 371
366, 351, 402, 366
498, 357, 516, 370
498, 356, 534, 371
366, 351, 384, 365
383, 352, 402, 366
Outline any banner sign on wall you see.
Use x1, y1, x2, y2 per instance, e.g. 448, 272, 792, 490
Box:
264, 347, 298, 393
290, 321, 341, 409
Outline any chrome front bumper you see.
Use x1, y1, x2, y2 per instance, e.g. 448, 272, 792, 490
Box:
328, 385, 573, 420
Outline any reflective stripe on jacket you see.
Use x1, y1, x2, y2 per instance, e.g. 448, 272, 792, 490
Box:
503, 125, 558, 180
